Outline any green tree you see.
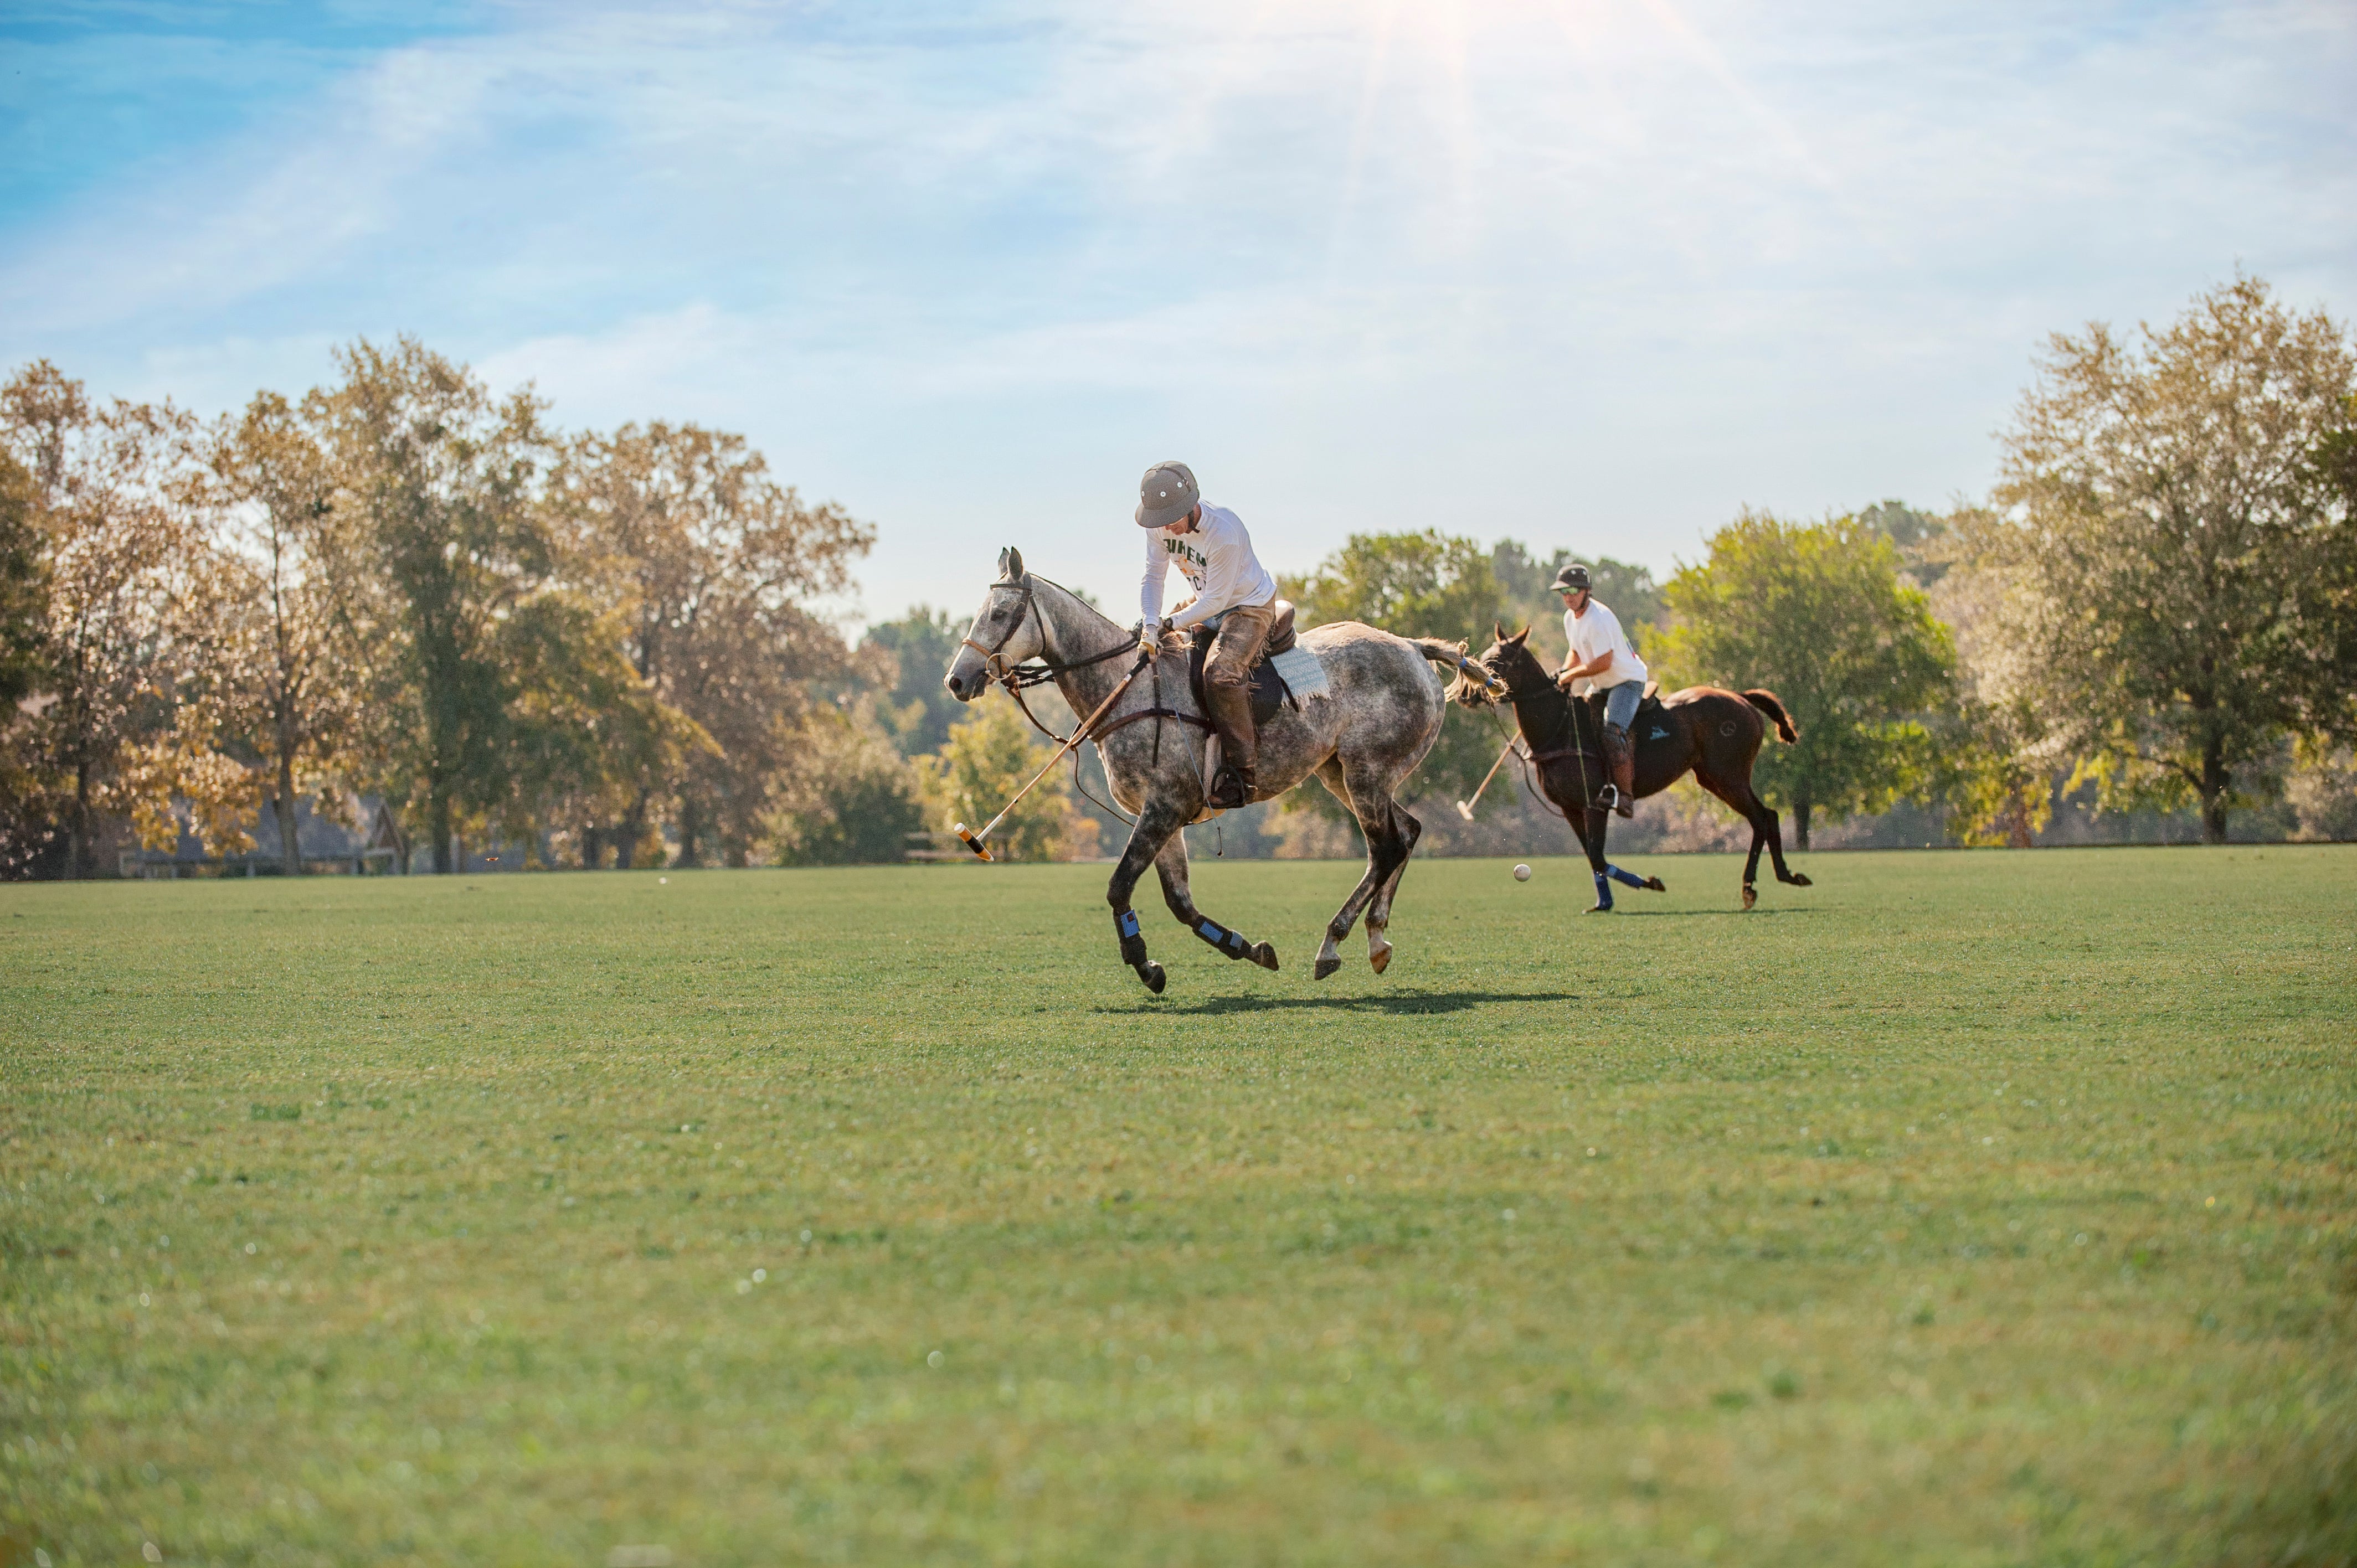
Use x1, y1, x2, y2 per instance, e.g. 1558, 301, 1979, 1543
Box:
1489, 540, 1664, 662
0, 451, 50, 875
923, 693, 1098, 862
770, 704, 928, 864
860, 606, 967, 756
313, 338, 558, 874
1993, 276, 2357, 842
1657, 511, 1955, 848
1282, 530, 1506, 812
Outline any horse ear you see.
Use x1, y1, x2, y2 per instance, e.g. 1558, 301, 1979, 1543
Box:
1509, 624, 1531, 646
997, 546, 1025, 582
1493, 620, 1509, 643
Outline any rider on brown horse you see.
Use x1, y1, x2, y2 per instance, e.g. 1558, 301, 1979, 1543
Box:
1136, 460, 1280, 810
1552, 563, 1646, 817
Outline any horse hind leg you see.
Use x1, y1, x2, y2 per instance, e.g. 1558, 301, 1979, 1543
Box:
1363, 802, 1422, 974
1310, 759, 1405, 981
1155, 830, 1278, 972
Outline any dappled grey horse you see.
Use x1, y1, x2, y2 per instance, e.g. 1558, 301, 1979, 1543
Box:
944, 549, 1484, 993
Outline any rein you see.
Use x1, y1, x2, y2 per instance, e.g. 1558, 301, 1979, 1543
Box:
964, 573, 1144, 747
1479, 656, 1605, 821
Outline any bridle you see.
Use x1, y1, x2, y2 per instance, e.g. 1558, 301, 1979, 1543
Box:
960, 573, 1141, 697
957, 574, 1155, 822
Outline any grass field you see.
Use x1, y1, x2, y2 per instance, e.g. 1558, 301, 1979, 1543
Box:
3, 845, 2353, 1566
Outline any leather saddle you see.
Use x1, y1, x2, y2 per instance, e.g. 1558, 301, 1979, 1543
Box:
1187, 599, 1300, 731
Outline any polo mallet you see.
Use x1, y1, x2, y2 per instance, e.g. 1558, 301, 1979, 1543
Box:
1455, 734, 1525, 822
953, 646, 1155, 862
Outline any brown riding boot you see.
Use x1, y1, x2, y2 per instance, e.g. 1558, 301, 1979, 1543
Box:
1203, 680, 1258, 809
1603, 724, 1635, 817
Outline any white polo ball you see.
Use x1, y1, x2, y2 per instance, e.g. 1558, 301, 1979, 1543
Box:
1512, 863, 1532, 881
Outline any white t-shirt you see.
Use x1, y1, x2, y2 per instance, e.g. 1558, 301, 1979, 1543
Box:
1564, 599, 1648, 695
1140, 503, 1278, 631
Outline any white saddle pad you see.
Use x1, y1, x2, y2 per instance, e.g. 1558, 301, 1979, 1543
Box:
1267, 642, 1331, 703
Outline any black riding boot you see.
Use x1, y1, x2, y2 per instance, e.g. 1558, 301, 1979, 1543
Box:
1204, 681, 1258, 809
1603, 724, 1635, 818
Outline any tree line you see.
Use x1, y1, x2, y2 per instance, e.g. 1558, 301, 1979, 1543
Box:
4, 278, 2350, 875
1272, 277, 2356, 848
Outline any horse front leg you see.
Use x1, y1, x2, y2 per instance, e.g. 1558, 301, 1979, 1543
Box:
1108, 803, 1188, 993
1580, 807, 1619, 913
1155, 831, 1279, 971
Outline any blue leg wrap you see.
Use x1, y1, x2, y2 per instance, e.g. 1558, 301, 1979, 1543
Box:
1608, 864, 1649, 890
1195, 917, 1252, 960
1592, 871, 1614, 910
1114, 909, 1147, 966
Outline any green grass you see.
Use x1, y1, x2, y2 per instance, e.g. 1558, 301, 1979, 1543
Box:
3, 845, 2353, 1566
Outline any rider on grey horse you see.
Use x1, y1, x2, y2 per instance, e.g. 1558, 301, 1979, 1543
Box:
1552, 562, 1646, 817
1136, 460, 1280, 811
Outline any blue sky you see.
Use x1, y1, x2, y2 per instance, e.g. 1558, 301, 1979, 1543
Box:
4, 0, 2352, 625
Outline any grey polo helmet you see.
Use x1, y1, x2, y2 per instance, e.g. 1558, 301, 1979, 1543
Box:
1551, 563, 1592, 594
1136, 461, 1200, 529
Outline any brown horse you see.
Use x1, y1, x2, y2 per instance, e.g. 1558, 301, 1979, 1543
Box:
1456, 626, 1812, 911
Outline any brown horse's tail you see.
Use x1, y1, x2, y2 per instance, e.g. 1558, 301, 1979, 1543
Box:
1743, 689, 1798, 744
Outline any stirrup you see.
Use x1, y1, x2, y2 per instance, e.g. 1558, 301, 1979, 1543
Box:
1206, 767, 1253, 810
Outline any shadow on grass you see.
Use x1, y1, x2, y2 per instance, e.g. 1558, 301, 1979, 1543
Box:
1100, 989, 1581, 1017
1607, 906, 1822, 917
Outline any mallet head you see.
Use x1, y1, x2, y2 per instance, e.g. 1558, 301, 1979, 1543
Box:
1454, 801, 1475, 822
951, 822, 995, 862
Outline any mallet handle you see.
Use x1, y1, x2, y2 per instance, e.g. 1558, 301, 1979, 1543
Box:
1458, 734, 1523, 818
965, 646, 1155, 852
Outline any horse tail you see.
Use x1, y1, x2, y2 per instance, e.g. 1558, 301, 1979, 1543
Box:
1743, 689, 1798, 744
1411, 638, 1504, 701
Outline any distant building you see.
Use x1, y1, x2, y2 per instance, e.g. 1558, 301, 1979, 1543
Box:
119, 796, 407, 878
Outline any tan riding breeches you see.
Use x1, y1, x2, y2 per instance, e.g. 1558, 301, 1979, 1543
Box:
1204, 600, 1278, 691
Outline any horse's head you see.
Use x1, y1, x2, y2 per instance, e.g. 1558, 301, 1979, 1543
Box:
944, 546, 1046, 702
1456, 623, 1546, 706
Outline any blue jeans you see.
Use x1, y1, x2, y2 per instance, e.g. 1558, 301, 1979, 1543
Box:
1601, 680, 1641, 731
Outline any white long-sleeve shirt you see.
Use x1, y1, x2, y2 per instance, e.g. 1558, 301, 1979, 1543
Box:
1563, 599, 1648, 695
1140, 503, 1277, 631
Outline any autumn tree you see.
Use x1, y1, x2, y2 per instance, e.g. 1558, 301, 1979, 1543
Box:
193, 391, 359, 871
313, 338, 560, 873
0, 362, 218, 876
555, 422, 871, 866
1993, 276, 2357, 842
1657, 511, 1955, 848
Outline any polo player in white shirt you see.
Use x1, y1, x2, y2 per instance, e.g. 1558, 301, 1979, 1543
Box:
1552, 562, 1645, 817
1136, 460, 1279, 810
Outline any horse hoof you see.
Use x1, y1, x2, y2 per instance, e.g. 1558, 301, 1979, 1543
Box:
1368, 945, 1392, 974
1584, 902, 1613, 915
1137, 962, 1166, 994
1644, 876, 1667, 893
1313, 955, 1342, 981
1251, 941, 1280, 972
1741, 884, 1757, 911
1788, 873, 1813, 887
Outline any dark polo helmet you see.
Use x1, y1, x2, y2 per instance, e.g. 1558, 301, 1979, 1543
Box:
1137, 460, 1200, 529
1551, 563, 1592, 594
